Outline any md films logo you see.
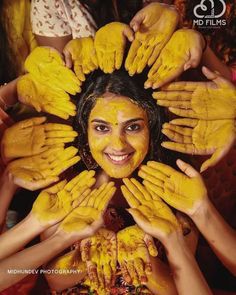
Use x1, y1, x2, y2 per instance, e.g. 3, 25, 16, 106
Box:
193, 0, 227, 28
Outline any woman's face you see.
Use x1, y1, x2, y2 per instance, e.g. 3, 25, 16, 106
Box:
88, 94, 150, 178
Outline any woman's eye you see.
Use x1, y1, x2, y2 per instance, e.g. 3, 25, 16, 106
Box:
94, 125, 109, 132
126, 124, 141, 132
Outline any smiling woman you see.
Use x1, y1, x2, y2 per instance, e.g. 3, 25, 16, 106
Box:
75, 70, 166, 178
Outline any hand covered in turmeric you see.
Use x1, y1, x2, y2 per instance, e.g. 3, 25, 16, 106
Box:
7, 146, 80, 190
146, 29, 204, 89
139, 160, 208, 217
58, 182, 116, 240
125, 3, 179, 75
63, 37, 98, 81
161, 118, 235, 172
95, 22, 133, 73
117, 225, 157, 286
153, 66, 236, 119
17, 74, 76, 119
24, 47, 81, 94
121, 178, 179, 243
1, 117, 77, 162
32, 170, 95, 226
80, 228, 116, 293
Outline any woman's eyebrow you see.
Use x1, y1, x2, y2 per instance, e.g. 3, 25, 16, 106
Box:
91, 118, 144, 124
91, 119, 109, 124
123, 118, 144, 125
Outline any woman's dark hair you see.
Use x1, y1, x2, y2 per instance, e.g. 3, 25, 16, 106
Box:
0, 0, 18, 84
82, 0, 143, 28
74, 69, 175, 170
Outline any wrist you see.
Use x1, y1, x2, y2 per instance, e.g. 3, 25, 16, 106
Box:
0, 170, 18, 194
190, 198, 212, 226
26, 212, 51, 234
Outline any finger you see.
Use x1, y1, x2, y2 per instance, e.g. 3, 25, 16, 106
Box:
45, 130, 77, 139
97, 186, 116, 211
97, 264, 105, 289
134, 258, 147, 284
161, 141, 196, 154
80, 238, 91, 261
162, 81, 200, 91
152, 66, 184, 89
125, 39, 141, 73
176, 159, 200, 178
127, 261, 139, 286
138, 170, 164, 188
162, 126, 192, 143
152, 90, 191, 101
157, 99, 192, 109
20, 117, 47, 128
44, 179, 67, 193
129, 12, 144, 32
142, 180, 164, 196
52, 155, 81, 175
202, 66, 234, 89
121, 185, 140, 207
127, 208, 150, 228
103, 263, 112, 288
146, 161, 177, 177
87, 260, 98, 288
130, 178, 152, 201
120, 263, 131, 284
169, 118, 198, 128
144, 234, 158, 257
137, 45, 153, 74
168, 107, 197, 118
122, 178, 144, 202
115, 49, 123, 70
64, 170, 94, 191
43, 105, 70, 120
139, 164, 167, 182
123, 25, 134, 42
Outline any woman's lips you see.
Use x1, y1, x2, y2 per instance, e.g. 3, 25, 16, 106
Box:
105, 152, 134, 165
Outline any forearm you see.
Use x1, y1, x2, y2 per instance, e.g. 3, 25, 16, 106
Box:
146, 256, 177, 295
45, 250, 86, 291
201, 46, 231, 80
165, 232, 212, 295
0, 172, 18, 231
0, 79, 19, 107
0, 213, 46, 259
0, 232, 77, 291
192, 199, 236, 275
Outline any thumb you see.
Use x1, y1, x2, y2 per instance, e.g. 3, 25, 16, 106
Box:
202, 66, 233, 88
123, 25, 134, 42
63, 49, 73, 69
176, 159, 200, 178
129, 11, 145, 32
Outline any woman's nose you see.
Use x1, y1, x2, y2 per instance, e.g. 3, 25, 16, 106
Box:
110, 133, 127, 151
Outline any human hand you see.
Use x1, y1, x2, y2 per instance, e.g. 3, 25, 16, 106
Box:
1, 117, 77, 162
138, 160, 208, 217
80, 228, 116, 293
58, 182, 116, 240
121, 178, 179, 243
63, 37, 98, 81
161, 118, 235, 172
31, 170, 96, 226
7, 146, 80, 190
117, 225, 157, 286
125, 3, 179, 75
24, 46, 81, 94
17, 74, 76, 119
146, 29, 205, 89
153, 67, 236, 119
95, 22, 133, 73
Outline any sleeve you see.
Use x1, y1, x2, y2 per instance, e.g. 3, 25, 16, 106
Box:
30, 0, 72, 37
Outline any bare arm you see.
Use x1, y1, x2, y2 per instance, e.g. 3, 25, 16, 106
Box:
192, 199, 236, 276
0, 79, 19, 108
35, 35, 72, 54
201, 45, 232, 80
164, 232, 212, 295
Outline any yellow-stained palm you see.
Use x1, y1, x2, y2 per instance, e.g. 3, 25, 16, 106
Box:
117, 224, 157, 286
153, 67, 236, 119
80, 228, 116, 294
7, 146, 80, 190
125, 3, 179, 75
138, 160, 208, 216
122, 178, 179, 242
24, 47, 81, 94
32, 170, 95, 226
95, 22, 133, 73
161, 119, 235, 172
63, 37, 98, 81
146, 29, 204, 89
17, 74, 76, 119
1, 117, 78, 162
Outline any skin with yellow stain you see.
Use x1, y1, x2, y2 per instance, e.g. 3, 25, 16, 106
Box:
139, 160, 208, 216
88, 94, 150, 178
117, 225, 158, 286
1, 117, 78, 162
94, 22, 133, 74
154, 67, 236, 120
63, 37, 98, 81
